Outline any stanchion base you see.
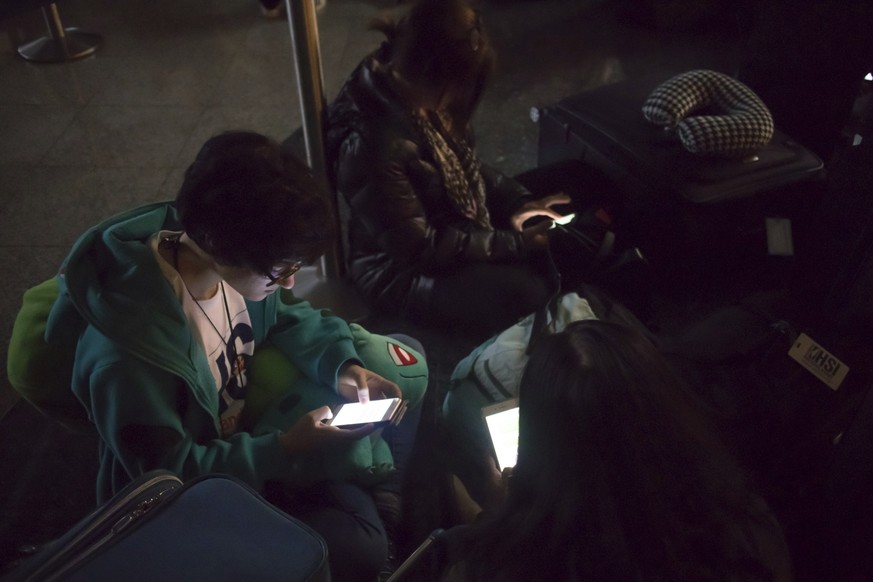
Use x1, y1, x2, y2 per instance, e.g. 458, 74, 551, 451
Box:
17, 29, 102, 63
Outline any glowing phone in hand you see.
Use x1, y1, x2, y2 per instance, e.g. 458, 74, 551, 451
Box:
482, 398, 520, 470
326, 398, 406, 429
549, 212, 576, 229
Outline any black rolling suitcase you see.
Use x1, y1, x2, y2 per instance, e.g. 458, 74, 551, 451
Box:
5, 471, 330, 582
782, 142, 873, 582
814, 379, 873, 582
534, 75, 825, 295
799, 141, 873, 327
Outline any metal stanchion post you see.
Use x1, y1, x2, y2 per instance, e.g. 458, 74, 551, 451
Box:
283, 0, 369, 321
285, 0, 342, 281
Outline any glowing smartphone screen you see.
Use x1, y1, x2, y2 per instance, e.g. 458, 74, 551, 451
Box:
550, 212, 576, 228
482, 400, 520, 469
331, 398, 399, 427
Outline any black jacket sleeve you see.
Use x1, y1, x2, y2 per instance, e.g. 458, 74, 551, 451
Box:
338, 131, 529, 273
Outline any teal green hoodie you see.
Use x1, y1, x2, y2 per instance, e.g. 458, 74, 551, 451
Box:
46, 202, 360, 503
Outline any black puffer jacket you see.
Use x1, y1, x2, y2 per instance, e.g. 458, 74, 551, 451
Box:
326, 44, 534, 318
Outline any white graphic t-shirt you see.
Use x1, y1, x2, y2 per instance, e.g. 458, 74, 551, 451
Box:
151, 231, 254, 437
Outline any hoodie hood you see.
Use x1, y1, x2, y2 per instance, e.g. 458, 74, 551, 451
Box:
46, 202, 204, 385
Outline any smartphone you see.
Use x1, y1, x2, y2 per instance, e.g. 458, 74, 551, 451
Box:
481, 398, 520, 470
326, 398, 406, 429
549, 212, 577, 229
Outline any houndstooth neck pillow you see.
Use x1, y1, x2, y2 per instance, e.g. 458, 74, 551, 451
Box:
642, 69, 774, 157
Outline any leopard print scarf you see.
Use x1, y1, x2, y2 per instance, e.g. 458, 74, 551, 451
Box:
413, 111, 492, 229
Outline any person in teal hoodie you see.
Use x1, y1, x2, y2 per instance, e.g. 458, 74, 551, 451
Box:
44, 131, 420, 581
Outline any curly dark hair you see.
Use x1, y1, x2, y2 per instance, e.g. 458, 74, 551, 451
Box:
176, 131, 336, 275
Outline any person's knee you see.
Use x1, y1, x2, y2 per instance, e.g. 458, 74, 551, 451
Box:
270, 482, 389, 582
507, 273, 552, 313
328, 530, 388, 582
460, 272, 550, 333
309, 504, 387, 581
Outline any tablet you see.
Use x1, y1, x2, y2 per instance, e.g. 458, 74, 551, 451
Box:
326, 398, 406, 429
482, 398, 520, 470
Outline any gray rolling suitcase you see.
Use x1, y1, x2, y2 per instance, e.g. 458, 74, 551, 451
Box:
5, 471, 330, 582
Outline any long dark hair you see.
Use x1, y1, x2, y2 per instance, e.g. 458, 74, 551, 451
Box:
370, 0, 495, 133
451, 320, 787, 581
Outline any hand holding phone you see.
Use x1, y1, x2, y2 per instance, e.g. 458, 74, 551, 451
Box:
510, 192, 573, 231
549, 212, 577, 229
326, 398, 407, 429
337, 363, 402, 405
279, 406, 374, 455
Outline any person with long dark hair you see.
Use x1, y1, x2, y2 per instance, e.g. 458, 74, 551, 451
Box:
444, 320, 792, 581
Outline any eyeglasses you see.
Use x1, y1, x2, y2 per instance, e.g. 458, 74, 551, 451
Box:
264, 260, 304, 286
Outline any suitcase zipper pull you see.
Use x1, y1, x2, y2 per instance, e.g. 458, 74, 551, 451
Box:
110, 486, 175, 535
34, 474, 182, 582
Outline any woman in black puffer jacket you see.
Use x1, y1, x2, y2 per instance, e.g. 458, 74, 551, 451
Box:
326, 0, 580, 338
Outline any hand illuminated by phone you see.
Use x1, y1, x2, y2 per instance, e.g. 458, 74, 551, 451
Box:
521, 220, 552, 250
278, 406, 374, 455
337, 363, 401, 404
510, 192, 572, 231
